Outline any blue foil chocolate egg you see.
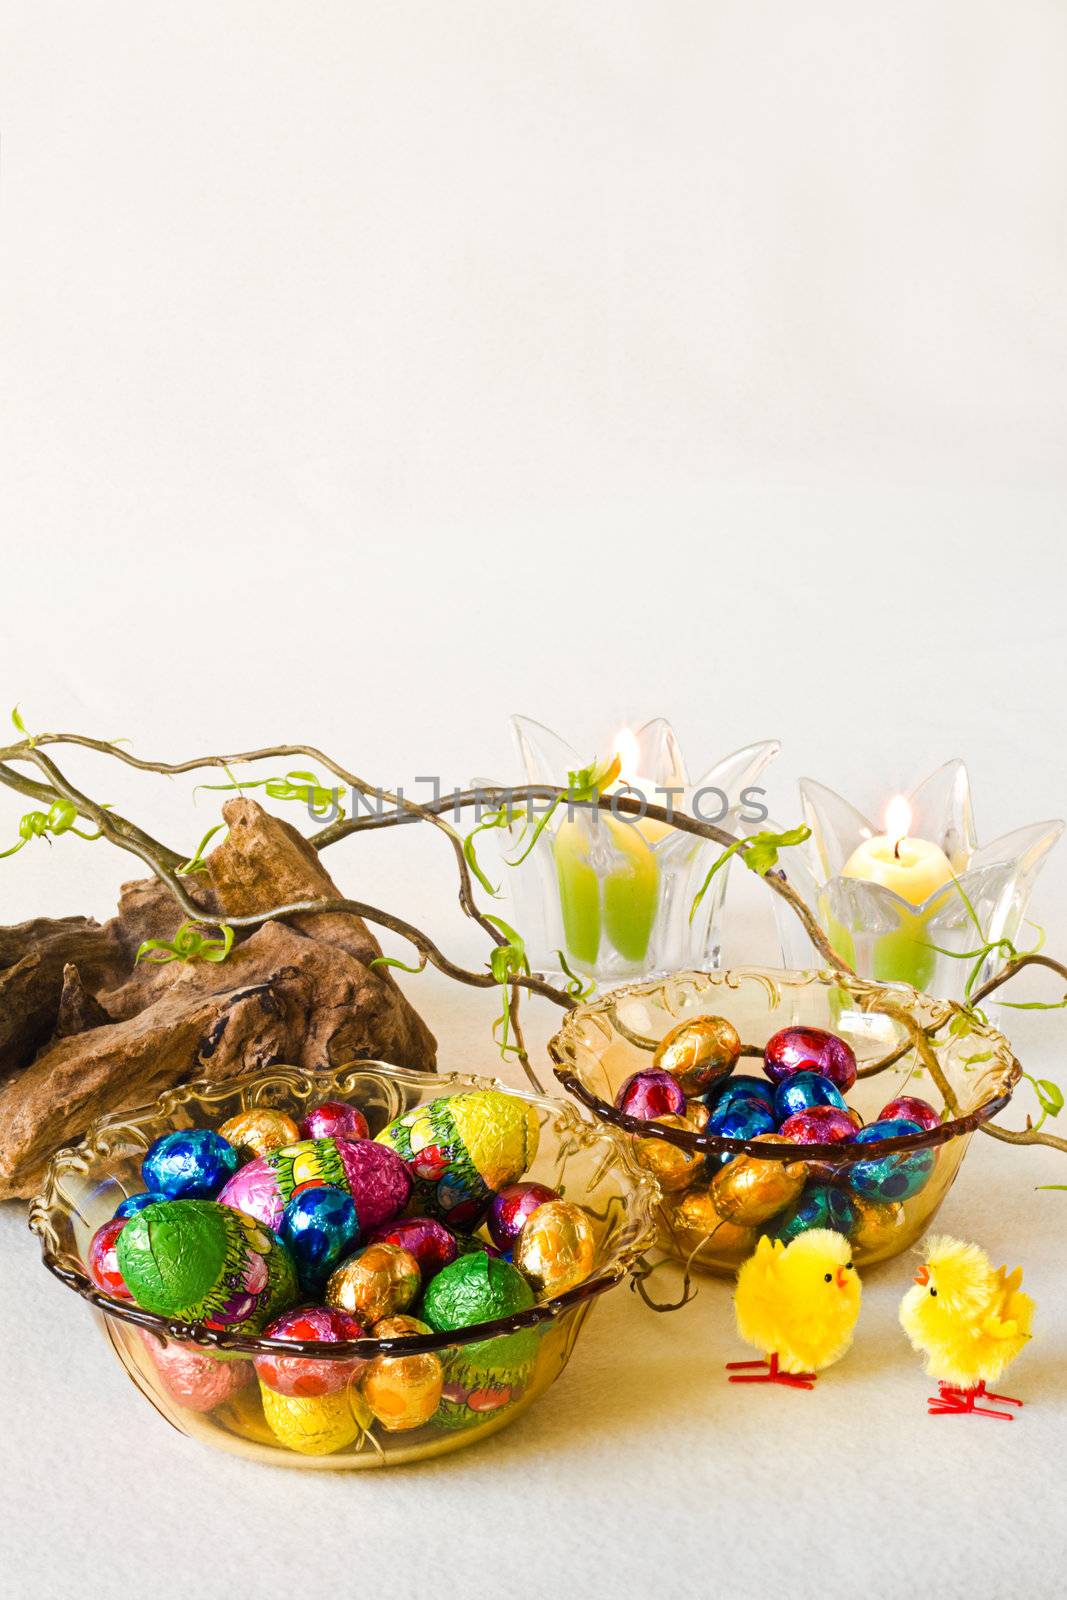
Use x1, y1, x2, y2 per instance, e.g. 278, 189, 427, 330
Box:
706, 1099, 776, 1141
773, 1071, 848, 1124
772, 1182, 855, 1242
114, 1190, 169, 1219
848, 1118, 935, 1202
702, 1075, 775, 1113
142, 1130, 240, 1200
280, 1185, 361, 1294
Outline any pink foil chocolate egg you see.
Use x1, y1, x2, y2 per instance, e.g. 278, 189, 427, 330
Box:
778, 1104, 857, 1146
301, 1101, 371, 1142
88, 1217, 132, 1298
615, 1070, 687, 1121
763, 1027, 858, 1092
487, 1183, 560, 1251
254, 1305, 369, 1398
217, 1135, 410, 1232
878, 1094, 940, 1132
140, 1333, 253, 1413
365, 1216, 458, 1279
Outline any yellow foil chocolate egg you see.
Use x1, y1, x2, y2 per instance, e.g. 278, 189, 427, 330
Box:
514, 1200, 597, 1297
326, 1243, 420, 1324
710, 1134, 808, 1225
849, 1193, 908, 1252
260, 1382, 369, 1455
652, 1015, 742, 1096
361, 1315, 443, 1432
217, 1108, 302, 1161
663, 1187, 758, 1254
633, 1111, 705, 1193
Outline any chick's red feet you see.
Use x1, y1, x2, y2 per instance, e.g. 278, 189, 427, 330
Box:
927, 1379, 1023, 1420
726, 1353, 816, 1391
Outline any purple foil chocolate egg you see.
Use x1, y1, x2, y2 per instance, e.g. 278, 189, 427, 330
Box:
615, 1070, 687, 1121
217, 1135, 411, 1232
878, 1094, 940, 1132
301, 1101, 370, 1142
763, 1027, 858, 1092
365, 1216, 458, 1279
487, 1182, 560, 1251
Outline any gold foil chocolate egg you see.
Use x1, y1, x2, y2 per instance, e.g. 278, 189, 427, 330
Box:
217, 1108, 302, 1161
652, 1015, 742, 1096
326, 1242, 420, 1324
849, 1193, 908, 1252
663, 1187, 758, 1255
633, 1111, 705, 1193
260, 1382, 369, 1456
362, 1315, 443, 1432
710, 1134, 808, 1226
514, 1200, 597, 1297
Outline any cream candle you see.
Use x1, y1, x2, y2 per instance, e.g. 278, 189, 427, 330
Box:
842, 797, 955, 905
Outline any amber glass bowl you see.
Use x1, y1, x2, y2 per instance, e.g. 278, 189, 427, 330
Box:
549, 968, 1019, 1276
30, 1064, 656, 1469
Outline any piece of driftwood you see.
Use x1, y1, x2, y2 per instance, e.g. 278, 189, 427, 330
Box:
0, 800, 436, 1200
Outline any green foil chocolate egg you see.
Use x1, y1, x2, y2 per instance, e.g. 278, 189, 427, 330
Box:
421, 1252, 535, 1332
375, 1091, 540, 1228
115, 1199, 298, 1333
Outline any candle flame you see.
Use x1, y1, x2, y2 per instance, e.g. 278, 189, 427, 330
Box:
885, 795, 912, 849
613, 727, 641, 783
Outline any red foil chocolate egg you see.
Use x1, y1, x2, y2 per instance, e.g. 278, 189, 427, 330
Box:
764, 1027, 858, 1092
487, 1183, 560, 1251
778, 1104, 857, 1147
140, 1333, 253, 1413
254, 1305, 369, 1397
365, 1216, 458, 1279
878, 1094, 940, 1132
88, 1217, 132, 1298
301, 1101, 371, 1142
615, 1070, 687, 1121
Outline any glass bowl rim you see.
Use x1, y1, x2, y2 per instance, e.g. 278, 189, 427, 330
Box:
29, 1062, 658, 1359
548, 965, 1020, 1164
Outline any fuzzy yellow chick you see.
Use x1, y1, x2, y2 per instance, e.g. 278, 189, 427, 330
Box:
899, 1235, 1034, 1420
728, 1229, 862, 1390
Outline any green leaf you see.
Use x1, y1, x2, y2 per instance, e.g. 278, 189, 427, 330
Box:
1036, 1185, 1067, 1192
1024, 1073, 1064, 1119
10, 704, 34, 745
690, 825, 811, 926
177, 823, 227, 876
566, 754, 621, 805
135, 921, 234, 966
369, 953, 427, 975
463, 812, 505, 896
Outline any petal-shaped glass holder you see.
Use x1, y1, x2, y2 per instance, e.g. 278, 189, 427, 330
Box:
488, 716, 779, 991
770, 762, 1063, 1001
29, 1063, 656, 1470
549, 968, 1019, 1277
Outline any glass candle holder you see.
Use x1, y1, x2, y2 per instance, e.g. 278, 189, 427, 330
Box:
770, 761, 1062, 1001
488, 716, 779, 991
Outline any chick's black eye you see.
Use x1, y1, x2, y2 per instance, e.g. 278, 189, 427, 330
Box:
824, 1272, 833, 1282
845, 1263, 854, 1271
929, 1288, 937, 1297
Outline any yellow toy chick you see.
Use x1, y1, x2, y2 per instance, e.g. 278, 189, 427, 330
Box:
899, 1235, 1034, 1420
728, 1230, 862, 1390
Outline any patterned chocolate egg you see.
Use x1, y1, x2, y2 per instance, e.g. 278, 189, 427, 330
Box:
254, 1305, 368, 1396
435, 1328, 541, 1430
849, 1193, 908, 1252
652, 1015, 741, 1096
116, 1199, 298, 1332
260, 1382, 370, 1455
514, 1201, 596, 1296
375, 1091, 539, 1228
88, 1217, 132, 1297
362, 1315, 443, 1431
633, 1114, 705, 1192
773, 1071, 848, 1123
878, 1094, 940, 1132
140, 1332, 253, 1413
703, 1075, 775, 1113
217, 1108, 302, 1161
366, 1216, 459, 1278
301, 1101, 370, 1142
114, 1191, 168, 1220
706, 1098, 776, 1141
848, 1119, 935, 1201
710, 1135, 808, 1225
764, 1027, 857, 1092
487, 1183, 560, 1251
326, 1242, 421, 1324
772, 1182, 855, 1243
422, 1252, 534, 1331
615, 1070, 687, 1121
142, 1129, 240, 1199
216, 1135, 411, 1232
280, 1186, 361, 1295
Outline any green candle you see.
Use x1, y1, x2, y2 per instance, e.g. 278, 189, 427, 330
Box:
554, 815, 660, 970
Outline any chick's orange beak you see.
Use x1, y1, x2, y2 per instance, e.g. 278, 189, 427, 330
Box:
835, 1265, 849, 1289
914, 1265, 930, 1286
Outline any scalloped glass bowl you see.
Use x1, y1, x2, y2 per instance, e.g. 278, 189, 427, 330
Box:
30, 1064, 656, 1470
549, 968, 1019, 1277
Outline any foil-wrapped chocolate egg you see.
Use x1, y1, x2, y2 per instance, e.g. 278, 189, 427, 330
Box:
878, 1094, 940, 1132
254, 1305, 368, 1396
652, 1015, 741, 1096
422, 1251, 534, 1330
436, 1328, 541, 1430
514, 1200, 596, 1297
848, 1119, 935, 1201
140, 1332, 253, 1413
301, 1101, 370, 1142
114, 1191, 168, 1220
376, 1091, 540, 1228
326, 1242, 420, 1324
487, 1183, 560, 1251
773, 1071, 848, 1123
217, 1135, 411, 1233
778, 1105, 857, 1147
217, 1108, 302, 1161
706, 1098, 776, 1141
662, 1187, 758, 1254
710, 1135, 808, 1225
615, 1070, 687, 1121
772, 1182, 855, 1242
703, 1075, 775, 1113
764, 1027, 857, 1092
633, 1114, 705, 1192
362, 1315, 443, 1431
88, 1217, 132, 1297
366, 1216, 459, 1278
280, 1186, 361, 1294
116, 1199, 298, 1332
142, 1129, 240, 1199
260, 1382, 370, 1455
849, 1193, 908, 1252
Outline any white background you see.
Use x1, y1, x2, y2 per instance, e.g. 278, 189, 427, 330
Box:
1, 5, 1066, 1597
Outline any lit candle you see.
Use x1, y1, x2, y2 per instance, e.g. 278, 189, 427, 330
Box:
840, 797, 956, 989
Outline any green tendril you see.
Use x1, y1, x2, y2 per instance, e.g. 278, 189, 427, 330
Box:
369, 952, 428, 976
556, 949, 595, 1000
135, 921, 235, 966
690, 824, 811, 925
176, 823, 228, 875
484, 915, 530, 1058
1, 799, 106, 857
195, 769, 344, 818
